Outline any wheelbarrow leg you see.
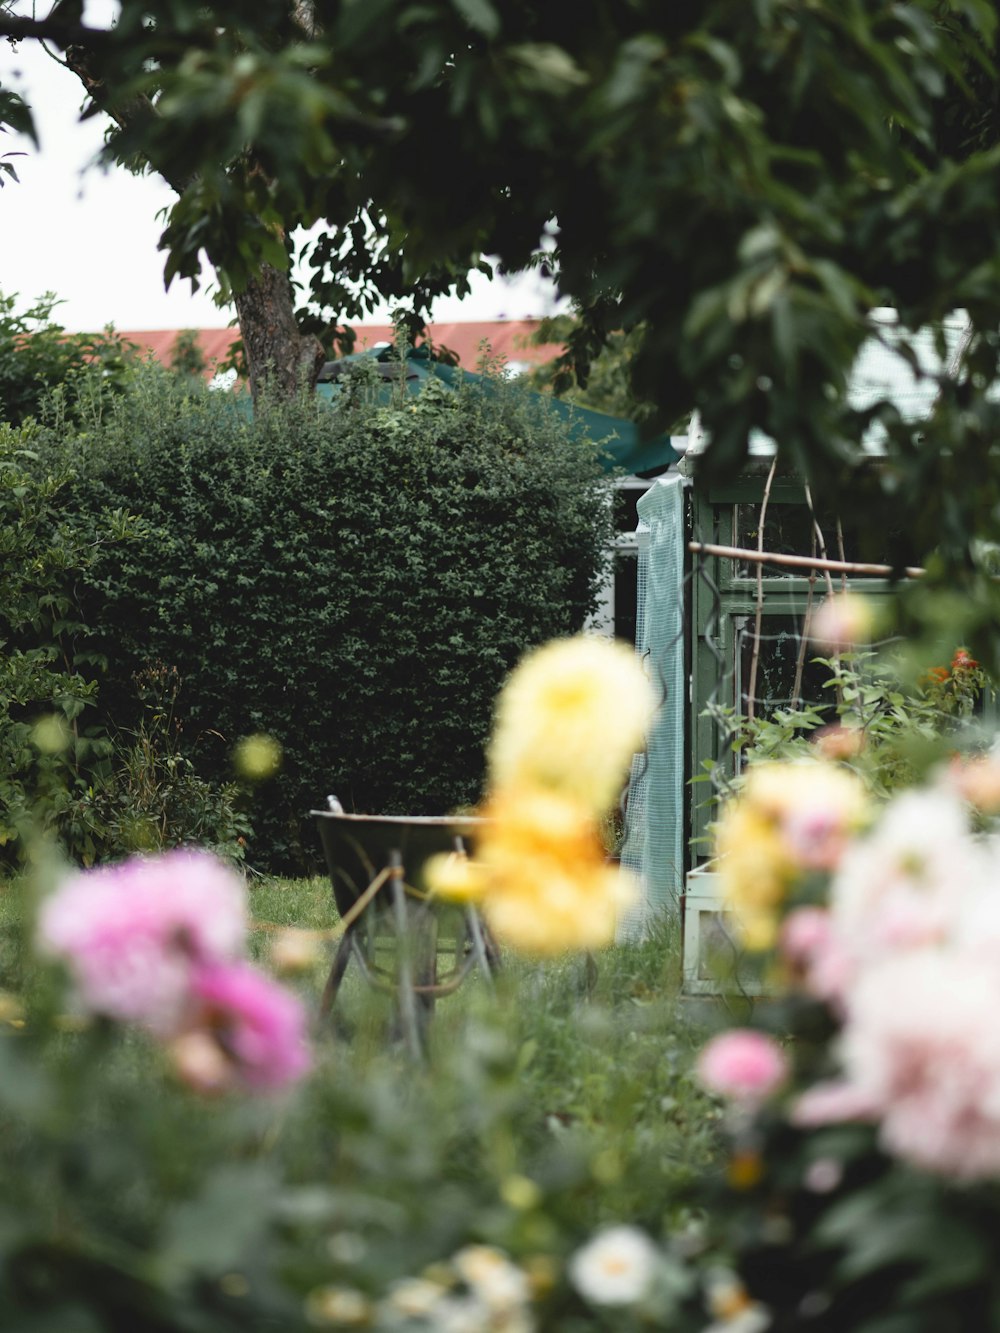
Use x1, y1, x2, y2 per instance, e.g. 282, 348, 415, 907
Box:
412, 903, 438, 1029
319, 930, 355, 1023
389, 850, 423, 1062
464, 908, 497, 991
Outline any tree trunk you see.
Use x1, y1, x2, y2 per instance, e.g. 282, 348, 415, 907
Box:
60, 44, 326, 409
232, 260, 327, 408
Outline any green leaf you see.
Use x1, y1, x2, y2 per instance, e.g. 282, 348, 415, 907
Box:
451, 0, 500, 39
508, 43, 589, 91
157, 1163, 279, 1279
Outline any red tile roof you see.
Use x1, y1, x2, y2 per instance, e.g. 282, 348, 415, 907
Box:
116, 320, 563, 376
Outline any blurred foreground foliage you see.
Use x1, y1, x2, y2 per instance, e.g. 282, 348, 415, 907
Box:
0, 872, 724, 1332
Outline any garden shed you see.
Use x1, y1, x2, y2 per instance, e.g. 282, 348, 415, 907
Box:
619, 310, 975, 950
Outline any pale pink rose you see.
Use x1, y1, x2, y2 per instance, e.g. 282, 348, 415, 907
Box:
791, 1080, 878, 1128
696, 1030, 788, 1104
949, 754, 1000, 813
37, 850, 247, 1033
780, 907, 833, 969
781, 810, 852, 871
780, 907, 850, 1005
810, 592, 874, 653
189, 961, 312, 1091
835, 951, 1000, 1180
787, 787, 1000, 1182
803, 1158, 844, 1193
831, 787, 970, 924
952, 855, 1000, 961
825, 787, 979, 992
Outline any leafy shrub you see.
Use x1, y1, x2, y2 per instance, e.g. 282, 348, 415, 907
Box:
0, 422, 122, 863
0, 423, 247, 867
0, 291, 141, 427
91, 663, 253, 863
38, 365, 614, 870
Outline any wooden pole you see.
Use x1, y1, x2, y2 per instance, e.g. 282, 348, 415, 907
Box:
688, 541, 924, 580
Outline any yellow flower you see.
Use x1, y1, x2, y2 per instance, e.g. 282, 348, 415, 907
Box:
714, 760, 867, 949
431, 789, 634, 955
500, 1174, 542, 1210
430, 637, 654, 955
269, 928, 322, 974
31, 714, 71, 755
476, 789, 635, 955
743, 760, 866, 833
716, 804, 790, 907
233, 733, 283, 781
489, 636, 656, 814
424, 850, 489, 904
485, 861, 634, 955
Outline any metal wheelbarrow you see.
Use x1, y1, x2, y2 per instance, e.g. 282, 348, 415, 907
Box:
310, 804, 499, 1056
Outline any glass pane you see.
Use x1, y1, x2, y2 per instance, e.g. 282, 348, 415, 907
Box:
614, 552, 639, 645
736, 614, 833, 717
732, 502, 920, 578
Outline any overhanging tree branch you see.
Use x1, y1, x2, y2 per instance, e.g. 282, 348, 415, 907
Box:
0, 13, 113, 47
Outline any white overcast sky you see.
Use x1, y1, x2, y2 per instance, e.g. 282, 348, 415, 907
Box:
1, 21, 560, 333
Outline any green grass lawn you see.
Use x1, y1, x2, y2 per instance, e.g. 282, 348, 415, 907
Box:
245, 872, 725, 1212
0, 862, 726, 1221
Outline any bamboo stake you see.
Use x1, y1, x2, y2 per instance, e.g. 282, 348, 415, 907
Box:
802, 482, 841, 706
688, 541, 924, 579
746, 458, 777, 724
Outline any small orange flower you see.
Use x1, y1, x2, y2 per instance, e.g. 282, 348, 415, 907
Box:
949, 755, 1000, 813
727, 1150, 765, 1191
814, 724, 864, 761
952, 648, 979, 673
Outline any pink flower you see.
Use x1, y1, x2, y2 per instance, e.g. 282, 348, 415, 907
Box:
791, 1080, 878, 1128
781, 809, 853, 871
37, 850, 247, 1033
696, 1030, 788, 1105
834, 951, 1000, 1180
824, 787, 978, 993
810, 592, 873, 653
780, 908, 833, 969
793, 951, 1000, 1181
779, 907, 851, 1004
187, 961, 312, 1091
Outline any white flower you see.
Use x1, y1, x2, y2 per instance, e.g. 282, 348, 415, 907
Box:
305, 1285, 372, 1326
453, 1246, 530, 1311
703, 1269, 771, 1332
383, 1277, 449, 1319
433, 1294, 534, 1332
702, 1306, 771, 1333
569, 1225, 659, 1306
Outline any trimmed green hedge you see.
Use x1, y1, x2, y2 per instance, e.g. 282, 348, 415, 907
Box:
42, 368, 613, 870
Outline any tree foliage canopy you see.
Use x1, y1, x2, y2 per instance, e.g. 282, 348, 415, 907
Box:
6, 1, 1000, 653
